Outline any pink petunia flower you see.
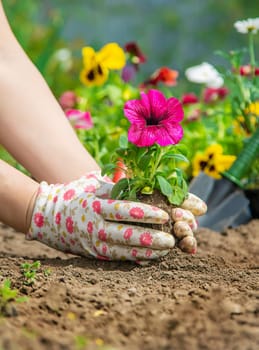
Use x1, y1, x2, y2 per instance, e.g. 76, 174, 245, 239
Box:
124, 89, 184, 147
65, 109, 93, 130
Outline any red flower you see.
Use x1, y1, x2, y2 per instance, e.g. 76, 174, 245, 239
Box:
92, 200, 101, 214
181, 93, 199, 105
112, 159, 127, 183
34, 212, 44, 228
129, 207, 145, 219
141, 67, 178, 88
239, 64, 259, 76
63, 189, 76, 201
203, 87, 229, 103
66, 216, 74, 234
55, 212, 61, 225
139, 232, 153, 246
124, 42, 146, 64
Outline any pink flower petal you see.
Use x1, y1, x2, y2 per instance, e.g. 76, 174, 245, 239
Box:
124, 99, 149, 125
145, 89, 167, 120
166, 97, 184, 122
66, 109, 93, 130
156, 123, 183, 146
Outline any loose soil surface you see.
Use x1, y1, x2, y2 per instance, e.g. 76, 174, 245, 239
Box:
0, 220, 258, 350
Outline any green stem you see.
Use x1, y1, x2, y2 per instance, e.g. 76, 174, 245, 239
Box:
249, 32, 256, 73
148, 145, 163, 182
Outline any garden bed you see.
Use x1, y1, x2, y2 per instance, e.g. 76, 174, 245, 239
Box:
0, 220, 258, 350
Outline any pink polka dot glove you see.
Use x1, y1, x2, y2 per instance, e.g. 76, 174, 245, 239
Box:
27, 172, 176, 262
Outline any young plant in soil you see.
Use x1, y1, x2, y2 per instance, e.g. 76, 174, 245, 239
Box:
103, 89, 189, 234
0, 279, 27, 316
20, 260, 41, 286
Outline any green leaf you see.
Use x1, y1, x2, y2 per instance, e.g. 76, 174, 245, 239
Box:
168, 187, 186, 206
156, 175, 173, 196
101, 164, 116, 177
161, 152, 189, 163
136, 147, 148, 163
111, 178, 129, 199
115, 148, 128, 158
138, 155, 153, 169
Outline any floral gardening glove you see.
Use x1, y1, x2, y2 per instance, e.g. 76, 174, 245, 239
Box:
171, 193, 207, 254
27, 172, 176, 262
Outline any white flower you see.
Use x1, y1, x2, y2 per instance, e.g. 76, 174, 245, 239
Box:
234, 18, 259, 34
53, 48, 73, 70
185, 62, 224, 88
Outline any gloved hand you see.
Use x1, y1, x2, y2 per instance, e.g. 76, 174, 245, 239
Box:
27, 171, 207, 261
172, 193, 207, 254
27, 172, 174, 262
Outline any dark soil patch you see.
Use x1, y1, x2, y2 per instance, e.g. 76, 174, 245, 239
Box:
0, 220, 258, 350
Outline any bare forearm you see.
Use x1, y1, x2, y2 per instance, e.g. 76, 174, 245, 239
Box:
0, 159, 39, 233
0, 2, 99, 183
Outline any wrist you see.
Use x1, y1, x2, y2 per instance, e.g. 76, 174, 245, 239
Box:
25, 186, 40, 234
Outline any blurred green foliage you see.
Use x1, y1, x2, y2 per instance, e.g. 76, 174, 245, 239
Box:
3, 0, 259, 98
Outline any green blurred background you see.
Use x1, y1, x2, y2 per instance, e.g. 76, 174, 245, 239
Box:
3, 0, 259, 96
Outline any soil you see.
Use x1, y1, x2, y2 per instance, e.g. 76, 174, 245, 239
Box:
0, 220, 258, 350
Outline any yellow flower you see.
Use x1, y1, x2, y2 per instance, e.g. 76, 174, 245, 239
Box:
80, 43, 126, 86
192, 144, 236, 179
245, 101, 259, 116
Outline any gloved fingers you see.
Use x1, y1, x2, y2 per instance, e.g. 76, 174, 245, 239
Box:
173, 221, 197, 254
100, 221, 175, 249
180, 192, 207, 216
171, 208, 198, 231
173, 221, 194, 240
178, 235, 197, 254
94, 241, 171, 261
100, 199, 169, 224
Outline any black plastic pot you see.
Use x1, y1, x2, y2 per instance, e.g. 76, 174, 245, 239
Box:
244, 189, 259, 218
